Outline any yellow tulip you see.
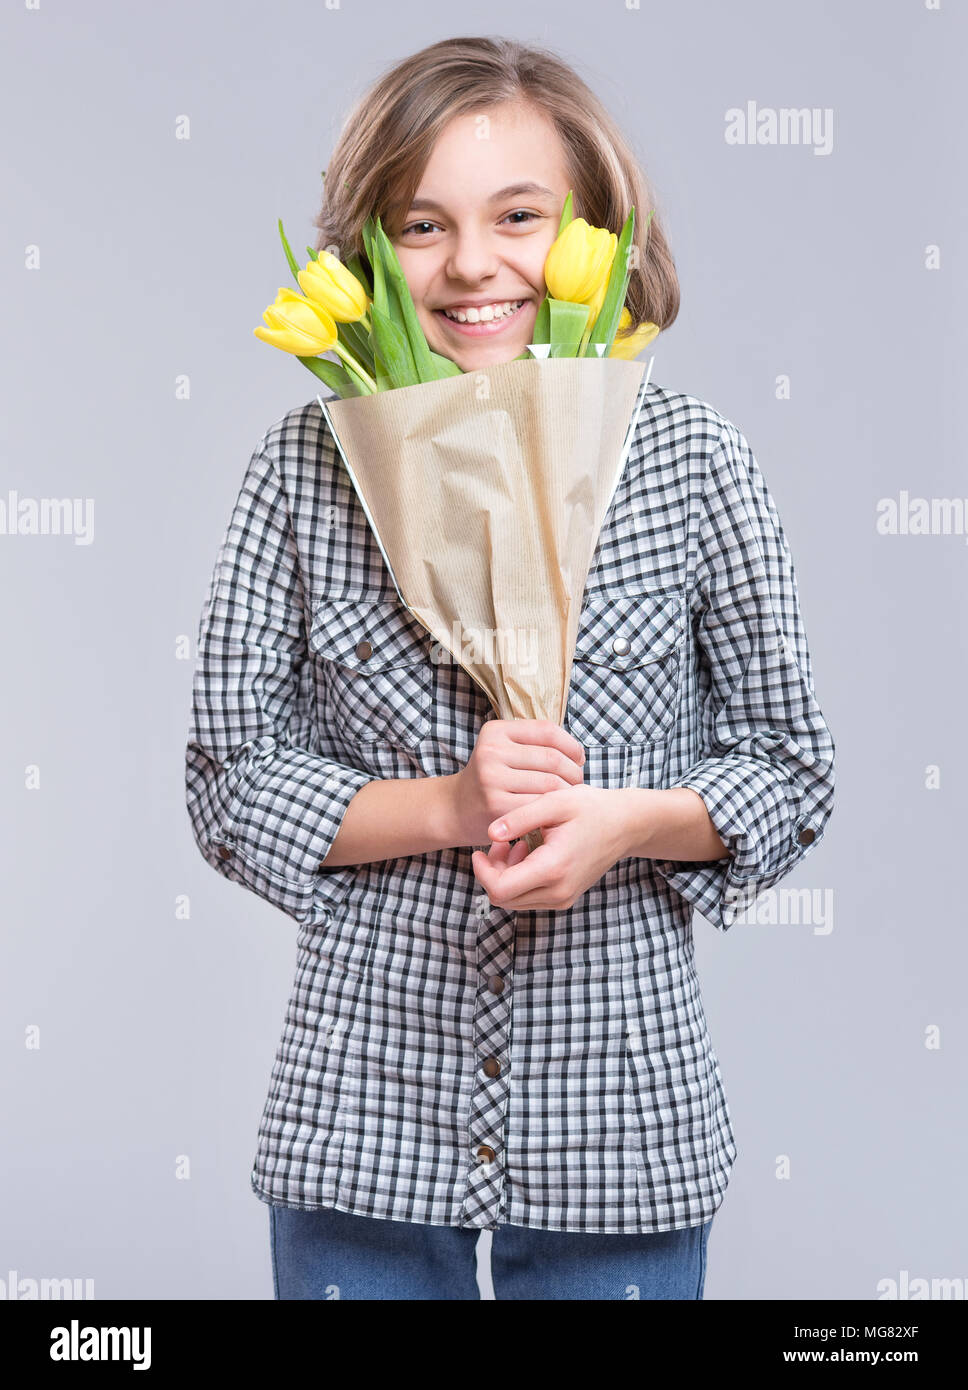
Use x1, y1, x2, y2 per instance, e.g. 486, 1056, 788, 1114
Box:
585, 279, 609, 331
297, 251, 369, 323
608, 306, 660, 359
544, 218, 617, 309
254, 287, 338, 355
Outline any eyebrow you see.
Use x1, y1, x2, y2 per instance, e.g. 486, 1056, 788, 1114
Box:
406, 182, 558, 213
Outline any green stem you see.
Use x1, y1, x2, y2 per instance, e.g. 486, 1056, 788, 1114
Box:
360, 310, 372, 333
332, 339, 377, 393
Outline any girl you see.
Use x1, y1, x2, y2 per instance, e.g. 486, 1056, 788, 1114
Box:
186, 35, 835, 1300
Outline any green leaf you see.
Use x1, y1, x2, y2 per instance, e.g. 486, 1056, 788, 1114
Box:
370, 304, 417, 389
586, 207, 654, 356
428, 349, 463, 378
338, 318, 375, 377
584, 205, 634, 355
374, 216, 436, 382
557, 190, 574, 236
360, 215, 377, 275
338, 354, 375, 397
296, 354, 361, 398
366, 223, 416, 386
548, 297, 591, 356
372, 345, 394, 391
531, 294, 551, 345
278, 218, 302, 288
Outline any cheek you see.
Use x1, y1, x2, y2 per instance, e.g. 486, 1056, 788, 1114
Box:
519, 242, 553, 294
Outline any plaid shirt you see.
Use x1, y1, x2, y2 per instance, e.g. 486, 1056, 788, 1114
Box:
184, 374, 835, 1234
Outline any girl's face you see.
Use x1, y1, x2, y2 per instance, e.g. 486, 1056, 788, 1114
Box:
391, 100, 572, 372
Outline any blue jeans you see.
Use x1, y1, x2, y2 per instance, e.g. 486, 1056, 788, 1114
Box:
268, 1202, 713, 1300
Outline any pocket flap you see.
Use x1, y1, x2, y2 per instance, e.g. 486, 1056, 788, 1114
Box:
573, 589, 685, 669
309, 597, 433, 672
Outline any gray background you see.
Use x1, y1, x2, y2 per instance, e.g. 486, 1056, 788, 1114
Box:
2, 0, 964, 1300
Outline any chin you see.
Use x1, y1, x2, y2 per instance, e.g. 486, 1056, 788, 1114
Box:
452, 337, 531, 370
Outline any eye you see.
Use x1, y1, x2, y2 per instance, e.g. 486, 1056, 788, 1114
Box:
501, 210, 540, 227
400, 220, 440, 237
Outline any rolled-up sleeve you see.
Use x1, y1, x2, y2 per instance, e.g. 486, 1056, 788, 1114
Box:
650, 421, 836, 930
185, 442, 372, 926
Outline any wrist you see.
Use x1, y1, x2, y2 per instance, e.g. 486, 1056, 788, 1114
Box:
431, 772, 465, 850
618, 785, 730, 863
612, 786, 660, 860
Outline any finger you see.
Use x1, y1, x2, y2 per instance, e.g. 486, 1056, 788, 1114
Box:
495, 834, 534, 867
488, 790, 570, 843
503, 719, 585, 771
489, 887, 573, 912
500, 767, 583, 794
476, 842, 559, 901
472, 841, 509, 892
498, 744, 585, 788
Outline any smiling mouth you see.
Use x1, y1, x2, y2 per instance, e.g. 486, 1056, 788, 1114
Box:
433, 299, 530, 335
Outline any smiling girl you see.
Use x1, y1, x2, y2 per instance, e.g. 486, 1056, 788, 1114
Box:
186, 35, 835, 1300
387, 104, 633, 369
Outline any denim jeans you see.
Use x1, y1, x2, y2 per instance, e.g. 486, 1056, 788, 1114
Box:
268, 1202, 713, 1300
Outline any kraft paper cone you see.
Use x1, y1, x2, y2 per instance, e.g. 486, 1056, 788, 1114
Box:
318, 354, 651, 853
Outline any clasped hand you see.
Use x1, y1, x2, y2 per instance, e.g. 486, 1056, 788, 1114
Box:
451, 717, 631, 912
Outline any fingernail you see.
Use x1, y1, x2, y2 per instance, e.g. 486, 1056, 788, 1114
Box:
492, 821, 507, 837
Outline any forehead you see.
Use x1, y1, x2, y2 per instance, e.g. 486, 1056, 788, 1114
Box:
413, 101, 570, 202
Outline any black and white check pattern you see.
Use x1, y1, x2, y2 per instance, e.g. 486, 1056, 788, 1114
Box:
185, 373, 835, 1233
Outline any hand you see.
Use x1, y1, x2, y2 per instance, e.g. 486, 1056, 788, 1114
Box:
471, 784, 631, 912
448, 718, 586, 846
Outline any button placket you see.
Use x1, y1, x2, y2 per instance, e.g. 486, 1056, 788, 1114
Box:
460, 899, 515, 1227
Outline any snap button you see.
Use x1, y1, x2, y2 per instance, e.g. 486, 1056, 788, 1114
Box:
611, 635, 631, 656
475, 1144, 496, 1164
487, 975, 505, 995
482, 1056, 501, 1078
354, 639, 373, 661
217, 845, 231, 860
798, 827, 816, 846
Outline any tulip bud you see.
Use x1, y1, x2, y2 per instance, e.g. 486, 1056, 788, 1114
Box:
298, 251, 369, 323
544, 218, 617, 308
254, 287, 338, 355
608, 306, 660, 360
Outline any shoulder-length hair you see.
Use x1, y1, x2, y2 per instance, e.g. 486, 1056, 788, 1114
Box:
312, 35, 679, 334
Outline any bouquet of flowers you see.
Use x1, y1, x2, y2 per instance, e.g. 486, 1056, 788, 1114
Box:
255, 193, 658, 850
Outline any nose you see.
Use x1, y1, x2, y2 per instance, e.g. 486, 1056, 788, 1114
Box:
445, 224, 500, 287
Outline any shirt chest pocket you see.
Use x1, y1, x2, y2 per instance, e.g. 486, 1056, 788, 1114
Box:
308, 597, 434, 749
565, 589, 686, 747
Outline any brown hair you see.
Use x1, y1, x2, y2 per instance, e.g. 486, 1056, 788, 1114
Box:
312, 36, 679, 335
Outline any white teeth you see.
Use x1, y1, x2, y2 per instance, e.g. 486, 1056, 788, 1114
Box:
442, 299, 523, 323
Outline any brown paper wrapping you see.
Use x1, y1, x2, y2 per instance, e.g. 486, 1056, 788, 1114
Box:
317, 354, 651, 852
